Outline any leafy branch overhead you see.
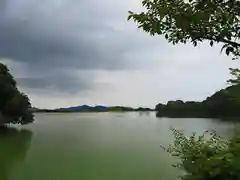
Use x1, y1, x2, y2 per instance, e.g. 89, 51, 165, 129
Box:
128, 0, 240, 58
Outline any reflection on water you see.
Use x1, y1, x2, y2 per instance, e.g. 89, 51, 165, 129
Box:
0, 127, 33, 180
138, 111, 151, 117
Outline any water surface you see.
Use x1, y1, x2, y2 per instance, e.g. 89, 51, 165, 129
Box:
0, 112, 239, 180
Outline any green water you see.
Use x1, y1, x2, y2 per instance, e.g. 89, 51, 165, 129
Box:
0, 112, 238, 180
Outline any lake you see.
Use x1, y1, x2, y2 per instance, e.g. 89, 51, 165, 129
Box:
0, 112, 239, 180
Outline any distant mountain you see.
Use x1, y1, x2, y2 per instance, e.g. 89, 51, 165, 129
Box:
55, 105, 108, 111
32, 105, 154, 113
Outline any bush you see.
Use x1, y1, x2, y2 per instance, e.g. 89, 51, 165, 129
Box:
165, 129, 240, 180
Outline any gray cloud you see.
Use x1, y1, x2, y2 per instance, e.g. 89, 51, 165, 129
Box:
0, 8, 124, 70
0, 0, 153, 71
0, 0, 145, 94
0, 0, 161, 96
16, 75, 92, 93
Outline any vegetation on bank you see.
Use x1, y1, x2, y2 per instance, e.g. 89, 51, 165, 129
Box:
156, 84, 240, 119
166, 129, 240, 180
0, 63, 34, 125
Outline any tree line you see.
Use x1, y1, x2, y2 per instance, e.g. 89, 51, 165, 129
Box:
156, 84, 240, 119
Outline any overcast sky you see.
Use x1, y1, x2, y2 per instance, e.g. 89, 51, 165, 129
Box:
0, 0, 239, 109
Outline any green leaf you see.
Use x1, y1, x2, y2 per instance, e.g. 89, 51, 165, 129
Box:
127, 11, 134, 20
221, 44, 229, 53
165, 34, 169, 39
226, 47, 234, 56
226, 32, 232, 40
193, 41, 197, 47
210, 41, 213, 47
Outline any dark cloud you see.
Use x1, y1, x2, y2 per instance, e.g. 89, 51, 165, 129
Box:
16, 75, 92, 94
0, 0, 140, 92
0, 0, 151, 71
0, 12, 126, 70
0, 0, 173, 102
0, 0, 7, 9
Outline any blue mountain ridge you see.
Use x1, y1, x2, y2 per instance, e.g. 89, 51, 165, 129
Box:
56, 105, 108, 111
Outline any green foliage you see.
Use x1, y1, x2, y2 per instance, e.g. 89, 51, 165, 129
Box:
0, 63, 34, 125
107, 106, 135, 111
228, 68, 240, 85
156, 101, 204, 117
107, 106, 153, 111
128, 0, 240, 58
166, 129, 240, 180
135, 107, 153, 111
156, 84, 240, 118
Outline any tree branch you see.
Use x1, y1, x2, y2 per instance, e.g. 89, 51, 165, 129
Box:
207, 37, 240, 47
220, 38, 240, 47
